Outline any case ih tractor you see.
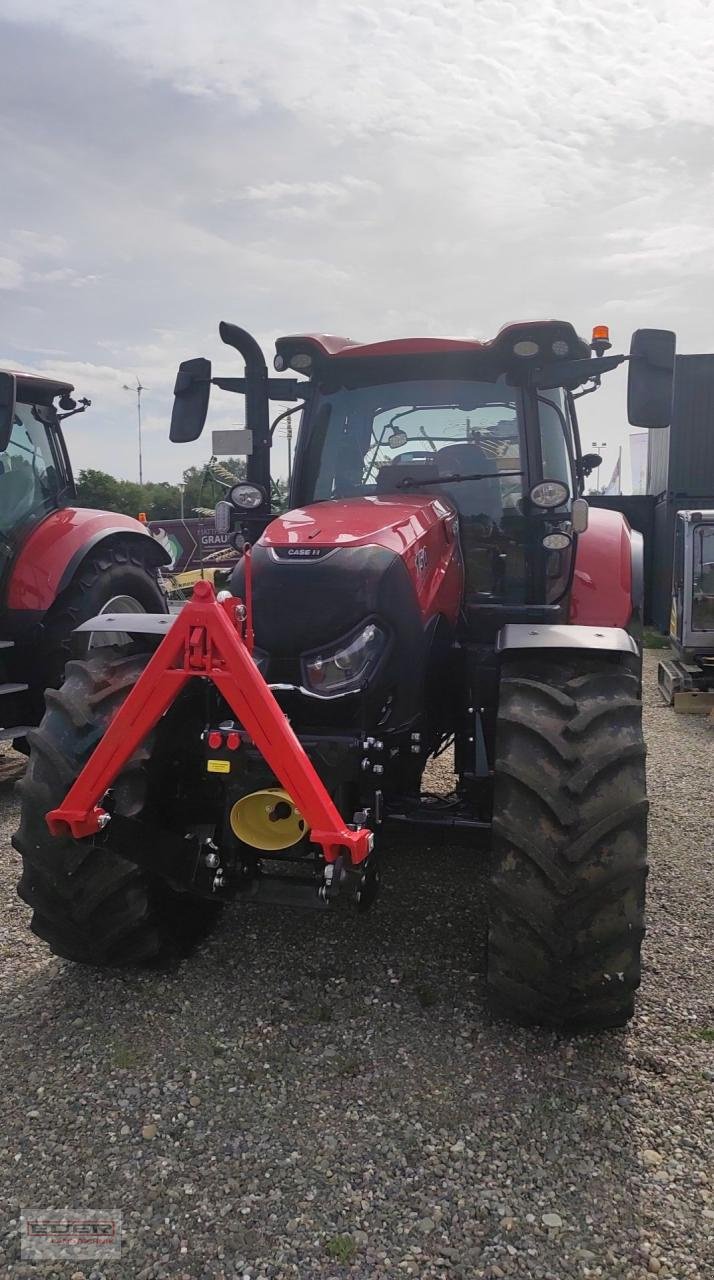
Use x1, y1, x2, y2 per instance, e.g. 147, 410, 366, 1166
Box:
0, 367, 168, 769
13, 320, 675, 1031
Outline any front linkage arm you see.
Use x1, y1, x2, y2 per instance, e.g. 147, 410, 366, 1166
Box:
46, 579, 373, 867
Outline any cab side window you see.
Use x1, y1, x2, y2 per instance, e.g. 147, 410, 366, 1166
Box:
0, 403, 60, 535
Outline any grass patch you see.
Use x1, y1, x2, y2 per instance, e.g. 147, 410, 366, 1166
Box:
642, 628, 670, 650
696, 1027, 714, 1042
112, 1042, 141, 1070
325, 1235, 356, 1263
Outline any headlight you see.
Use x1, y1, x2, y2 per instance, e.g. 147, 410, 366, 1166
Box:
542, 531, 572, 550
230, 482, 266, 510
529, 480, 570, 508
551, 339, 570, 356
302, 623, 387, 696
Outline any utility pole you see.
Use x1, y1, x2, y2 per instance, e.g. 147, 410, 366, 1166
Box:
591, 440, 607, 492
123, 376, 145, 486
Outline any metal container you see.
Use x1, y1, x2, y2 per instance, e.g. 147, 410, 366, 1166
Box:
647, 355, 714, 497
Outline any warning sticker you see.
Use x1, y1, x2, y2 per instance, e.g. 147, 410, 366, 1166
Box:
206, 759, 231, 774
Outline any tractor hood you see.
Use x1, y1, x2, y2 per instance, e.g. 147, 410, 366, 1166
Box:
229, 492, 463, 723
261, 494, 456, 556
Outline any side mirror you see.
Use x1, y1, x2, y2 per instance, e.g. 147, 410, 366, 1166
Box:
627, 329, 675, 429
0, 370, 17, 451
170, 357, 212, 443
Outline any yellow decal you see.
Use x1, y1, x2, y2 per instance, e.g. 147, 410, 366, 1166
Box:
670, 599, 677, 637
206, 759, 231, 774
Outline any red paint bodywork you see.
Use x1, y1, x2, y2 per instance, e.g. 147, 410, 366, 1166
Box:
570, 507, 634, 629
47, 579, 372, 867
261, 495, 464, 628
7, 508, 160, 613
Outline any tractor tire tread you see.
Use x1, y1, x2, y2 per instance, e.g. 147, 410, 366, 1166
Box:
488, 653, 648, 1031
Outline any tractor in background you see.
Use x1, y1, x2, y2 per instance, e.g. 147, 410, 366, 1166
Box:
0, 367, 168, 771
13, 320, 675, 1031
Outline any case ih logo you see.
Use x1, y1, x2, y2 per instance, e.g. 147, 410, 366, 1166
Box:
274, 547, 331, 560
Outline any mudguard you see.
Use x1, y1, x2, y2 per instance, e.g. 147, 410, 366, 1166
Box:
7, 508, 170, 613
496, 623, 638, 656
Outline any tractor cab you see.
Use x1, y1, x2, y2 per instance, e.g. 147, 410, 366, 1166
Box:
0, 371, 80, 592
170, 320, 674, 640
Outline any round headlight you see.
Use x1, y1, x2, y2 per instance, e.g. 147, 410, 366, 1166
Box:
552, 339, 569, 356
290, 353, 313, 372
542, 531, 572, 550
513, 339, 540, 357
274, 354, 287, 372
229, 482, 266, 510
529, 480, 570, 508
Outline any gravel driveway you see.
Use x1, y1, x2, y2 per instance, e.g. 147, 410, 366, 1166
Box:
0, 652, 712, 1279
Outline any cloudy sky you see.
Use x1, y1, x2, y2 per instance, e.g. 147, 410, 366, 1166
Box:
2, 0, 713, 488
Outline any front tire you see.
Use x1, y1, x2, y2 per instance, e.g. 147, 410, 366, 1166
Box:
38, 538, 167, 698
13, 650, 220, 967
487, 653, 647, 1031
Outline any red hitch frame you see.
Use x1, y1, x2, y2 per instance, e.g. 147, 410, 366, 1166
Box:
46, 579, 373, 866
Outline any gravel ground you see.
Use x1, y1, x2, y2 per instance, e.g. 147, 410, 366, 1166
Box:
0, 651, 712, 1279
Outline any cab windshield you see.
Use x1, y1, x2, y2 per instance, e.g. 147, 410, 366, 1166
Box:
297, 376, 575, 605
303, 378, 523, 512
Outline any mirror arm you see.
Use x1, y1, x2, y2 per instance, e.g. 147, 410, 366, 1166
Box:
525, 352, 627, 391
212, 376, 309, 401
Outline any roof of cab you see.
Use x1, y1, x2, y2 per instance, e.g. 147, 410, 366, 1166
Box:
2, 368, 75, 401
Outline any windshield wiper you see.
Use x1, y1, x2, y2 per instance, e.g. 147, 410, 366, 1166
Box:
396, 470, 523, 489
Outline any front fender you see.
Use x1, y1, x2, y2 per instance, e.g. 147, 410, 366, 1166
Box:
496, 623, 638, 657
7, 508, 170, 613
569, 507, 634, 629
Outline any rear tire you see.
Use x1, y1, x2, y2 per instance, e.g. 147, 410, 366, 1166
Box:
13, 649, 221, 967
487, 653, 647, 1031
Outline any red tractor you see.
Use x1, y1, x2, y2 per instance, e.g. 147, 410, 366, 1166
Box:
0, 367, 168, 767
13, 320, 675, 1031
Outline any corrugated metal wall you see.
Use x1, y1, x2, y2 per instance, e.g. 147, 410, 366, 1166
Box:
646, 426, 669, 495
668, 355, 714, 494
647, 355, 714, 497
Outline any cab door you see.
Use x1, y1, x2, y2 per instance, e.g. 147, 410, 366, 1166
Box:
0, 402, 66, 603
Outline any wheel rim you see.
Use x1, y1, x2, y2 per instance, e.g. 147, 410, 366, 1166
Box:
88, 594, 146, 650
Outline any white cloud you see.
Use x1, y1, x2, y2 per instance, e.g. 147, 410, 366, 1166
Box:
0, 256, 23, 289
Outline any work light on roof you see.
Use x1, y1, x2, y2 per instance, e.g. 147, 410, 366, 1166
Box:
513, 339, 540, 358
